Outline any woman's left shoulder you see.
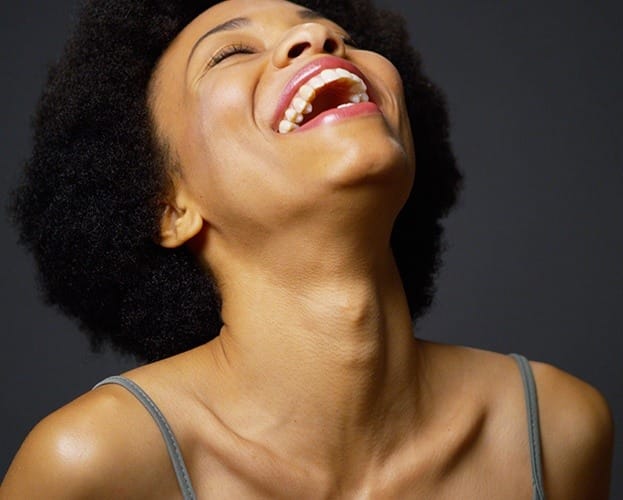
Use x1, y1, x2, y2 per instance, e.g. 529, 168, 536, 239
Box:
417, 342, 614, 497
529, 359, 614, 499
455, 345, 615, 498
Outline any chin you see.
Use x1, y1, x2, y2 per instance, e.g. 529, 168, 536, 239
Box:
322, 128, 414, 192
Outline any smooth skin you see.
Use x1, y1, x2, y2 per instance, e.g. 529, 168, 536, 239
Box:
1, 0, 613, 498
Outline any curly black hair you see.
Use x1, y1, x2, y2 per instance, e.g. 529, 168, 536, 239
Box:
9, 0, 462, 362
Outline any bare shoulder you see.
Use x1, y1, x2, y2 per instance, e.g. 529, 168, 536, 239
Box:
1, 383, 178, 499
418, 342, 614, 498
530, 360, 614, 500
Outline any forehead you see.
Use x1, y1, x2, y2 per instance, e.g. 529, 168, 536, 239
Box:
173, 0, 311, 48
197, 0, 304, 21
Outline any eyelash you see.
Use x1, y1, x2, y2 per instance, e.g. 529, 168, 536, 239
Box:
342, 36, 358, 48
206, 32, 357, 69
207, 43, 256, 68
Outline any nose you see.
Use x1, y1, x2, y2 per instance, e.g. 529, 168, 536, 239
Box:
272, 23, 346, 68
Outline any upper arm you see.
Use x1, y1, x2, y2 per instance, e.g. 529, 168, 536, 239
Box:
533, 361, 614, 500
1, 387, 175, 499
1, 409, 111, 499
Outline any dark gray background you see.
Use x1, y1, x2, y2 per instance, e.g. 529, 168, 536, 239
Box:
1, 0, 621, 495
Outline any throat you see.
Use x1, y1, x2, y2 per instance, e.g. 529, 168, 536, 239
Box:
200, 240, 424, 472
210, 309, 422, 482
201, 253, 424, 479
215, 260, 419, 428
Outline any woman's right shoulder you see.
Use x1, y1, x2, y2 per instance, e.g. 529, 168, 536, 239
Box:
1, 381, 179, 499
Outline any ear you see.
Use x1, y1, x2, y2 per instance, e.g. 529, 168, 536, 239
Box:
158, 190, 204, 248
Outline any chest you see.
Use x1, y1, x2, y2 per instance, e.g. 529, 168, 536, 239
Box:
183, 426, 536, 500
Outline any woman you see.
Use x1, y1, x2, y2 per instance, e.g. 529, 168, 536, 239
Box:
1, 0, 613, 498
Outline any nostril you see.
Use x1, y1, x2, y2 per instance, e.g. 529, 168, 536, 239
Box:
287, 38, 340, 59
323, 39, 338, 54
288, 42, 310, 59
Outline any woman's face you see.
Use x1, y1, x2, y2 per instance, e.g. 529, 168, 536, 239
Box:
151, 0, 415, 251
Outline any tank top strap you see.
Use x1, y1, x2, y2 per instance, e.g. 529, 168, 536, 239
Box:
510, 353, 546, 500
93, 376, 197, 500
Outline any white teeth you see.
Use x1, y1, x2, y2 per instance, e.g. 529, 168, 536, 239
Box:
277, 67, 372, 134
308, 76, 325, 89
337, 102, 356, 109
299, 84, 315, 101
285, 108, 304, 124
292, 97, 308, 113
279, 120, 298, 134
285, 108, 298, 122
349, 93, 369, 104
320, 68, 340, 82
349, 78, 366, 93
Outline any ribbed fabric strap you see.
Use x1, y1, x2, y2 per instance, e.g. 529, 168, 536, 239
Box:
93, 376, 197, 500
510, 354, 546, 500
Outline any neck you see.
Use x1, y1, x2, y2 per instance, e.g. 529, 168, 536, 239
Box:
202, 240, 425, 476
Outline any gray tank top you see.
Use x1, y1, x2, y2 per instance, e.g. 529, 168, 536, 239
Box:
93, 353, 545, 500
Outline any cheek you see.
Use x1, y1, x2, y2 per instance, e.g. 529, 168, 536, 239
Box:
195, 77, 248, 146
181, 78, 285, 223
375, 57, 415, 170
184, 77, 250, 180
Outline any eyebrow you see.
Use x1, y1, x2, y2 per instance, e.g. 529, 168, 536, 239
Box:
187, 17, 251, 64
297, 9, 324, 21
187, 9, 326, 65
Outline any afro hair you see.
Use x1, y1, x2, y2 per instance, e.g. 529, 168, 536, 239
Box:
9, 0, 463, 362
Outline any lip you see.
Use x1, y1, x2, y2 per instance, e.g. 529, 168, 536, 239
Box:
271, 55, 377, 132
291, 102, 380, 133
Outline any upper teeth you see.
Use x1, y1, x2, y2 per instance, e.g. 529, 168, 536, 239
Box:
278, 68, 369, 134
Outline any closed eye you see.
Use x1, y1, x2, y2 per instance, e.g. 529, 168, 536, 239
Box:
342, 35, 359, 48
207, 43, 256, 68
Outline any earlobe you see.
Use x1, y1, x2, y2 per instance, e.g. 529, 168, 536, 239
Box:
158, 199, 204, 249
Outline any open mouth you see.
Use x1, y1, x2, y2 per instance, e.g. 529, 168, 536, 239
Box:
277, 67, 371, 134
